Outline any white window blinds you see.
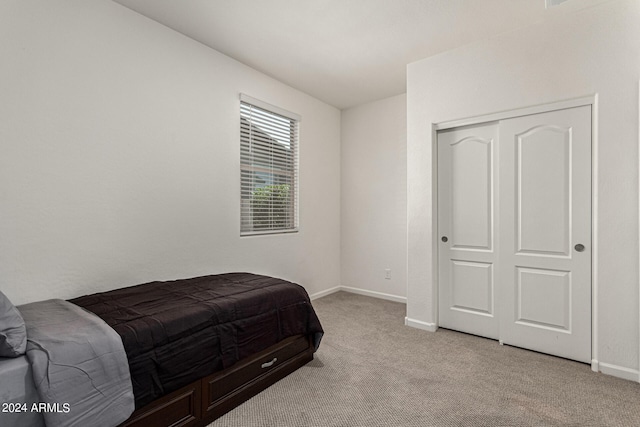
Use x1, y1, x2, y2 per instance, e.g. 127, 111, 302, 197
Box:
240, 95, 299, 235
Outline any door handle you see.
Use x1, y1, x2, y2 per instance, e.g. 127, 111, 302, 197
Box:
574, 244, 585, 252
441, 236, 448, 243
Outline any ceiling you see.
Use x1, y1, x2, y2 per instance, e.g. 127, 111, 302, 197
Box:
112, 0, 612, 109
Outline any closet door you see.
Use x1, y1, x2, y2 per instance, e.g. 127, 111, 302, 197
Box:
498, 106, 592, 363
437, 106, 592, 364
438, 123, 499, 339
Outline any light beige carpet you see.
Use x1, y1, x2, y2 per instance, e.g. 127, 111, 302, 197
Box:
210, 291, 640, 426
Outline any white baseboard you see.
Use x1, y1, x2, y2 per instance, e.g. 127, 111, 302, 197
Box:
309, 286, 341, 300
309, 285, 406, 303
597, 362, 640, 382
339, 286, 407, 303
405, 317, 437, 332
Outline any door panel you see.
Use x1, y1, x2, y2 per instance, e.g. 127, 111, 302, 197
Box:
516, 266, 571, 332
451, 260, 494, 316
450, 137, 493, 250
499, 106, 591, 363
438, 123, 499, 339
517, 125, 571, 256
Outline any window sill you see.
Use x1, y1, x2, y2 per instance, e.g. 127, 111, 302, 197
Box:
240, 229, 299, 237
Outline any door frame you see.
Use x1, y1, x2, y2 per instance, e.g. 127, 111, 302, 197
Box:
432, 95, 599, 371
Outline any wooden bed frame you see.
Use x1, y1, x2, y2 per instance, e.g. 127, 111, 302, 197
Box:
120, 334, 314, 427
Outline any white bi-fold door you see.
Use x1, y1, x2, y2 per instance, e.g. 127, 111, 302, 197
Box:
437, 106, 592, 363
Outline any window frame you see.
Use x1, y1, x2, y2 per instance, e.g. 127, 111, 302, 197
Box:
239, 94, 300, 236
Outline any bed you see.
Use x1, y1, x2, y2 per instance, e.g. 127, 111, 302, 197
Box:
0, 272, 324, 427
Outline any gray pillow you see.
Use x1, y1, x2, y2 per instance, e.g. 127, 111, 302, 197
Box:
0, 291, 27, 357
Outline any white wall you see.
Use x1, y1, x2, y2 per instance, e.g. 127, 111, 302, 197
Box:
341, 94, 407, 300
407, 0, 640, 379
0, 0, 341, 305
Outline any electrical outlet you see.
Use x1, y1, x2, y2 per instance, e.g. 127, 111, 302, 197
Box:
385, 269, 391, 280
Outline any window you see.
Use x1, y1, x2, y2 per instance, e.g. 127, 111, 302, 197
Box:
240, 94, 299, 235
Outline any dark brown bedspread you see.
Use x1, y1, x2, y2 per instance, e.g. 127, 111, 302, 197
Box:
69, 272, 323, 408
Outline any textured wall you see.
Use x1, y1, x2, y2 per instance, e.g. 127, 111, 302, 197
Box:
0, 0, 341, 304
341, 94, 407, 299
